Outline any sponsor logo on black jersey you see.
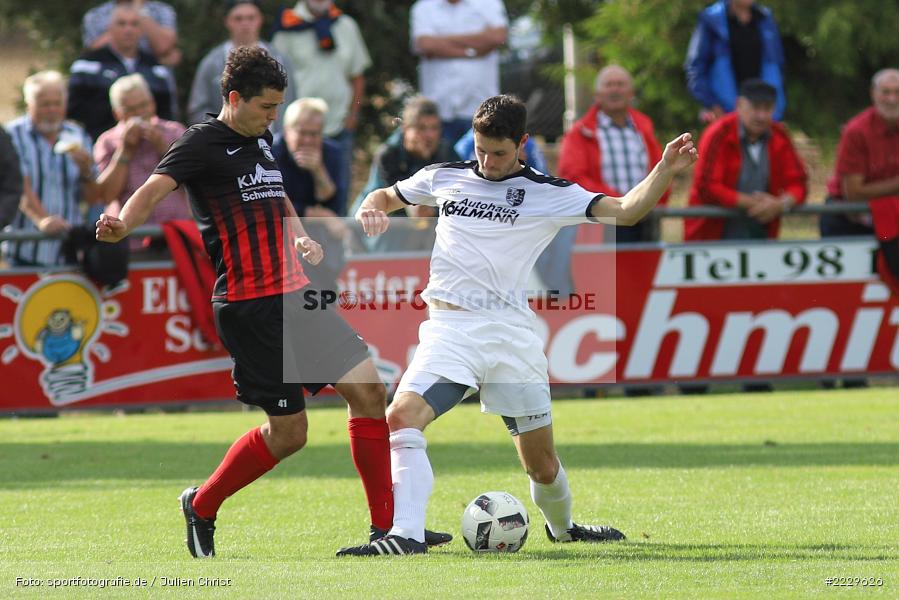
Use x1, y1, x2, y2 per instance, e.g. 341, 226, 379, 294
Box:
505, 187, 526, 207
258, 138, 275, 161
237, 163, 283, 189
237, 163, 285, 201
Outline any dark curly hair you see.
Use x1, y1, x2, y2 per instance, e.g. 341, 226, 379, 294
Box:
472, 95, 527, 144
221, 46, 288, 101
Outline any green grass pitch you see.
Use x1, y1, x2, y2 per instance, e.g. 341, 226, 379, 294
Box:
1, 388, 896, 599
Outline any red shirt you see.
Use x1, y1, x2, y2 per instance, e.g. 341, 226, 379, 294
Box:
685, 112, 807, 241
826, 106, 899, 240
827, 107, 899, 198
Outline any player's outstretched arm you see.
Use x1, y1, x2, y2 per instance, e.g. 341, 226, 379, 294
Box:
96, 173, 178, 243
591, 133, 697, 226
355, 186, 407, 237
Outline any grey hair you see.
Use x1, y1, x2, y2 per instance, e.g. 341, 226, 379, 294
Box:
872, 68, 899, 89
23, 70, 66, 106
284, 97, 328, 129
109, 73, 152, 110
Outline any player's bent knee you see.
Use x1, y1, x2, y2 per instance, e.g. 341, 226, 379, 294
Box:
274, 429, 307, 455
343, 380, 387, 414
385, 406, 413, 431
386, 392, 433, 431
266, 413, 308, 456
521, 451, 559, 484
526, 464, 558, 485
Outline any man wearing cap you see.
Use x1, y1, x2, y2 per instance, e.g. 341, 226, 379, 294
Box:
685, 78, 806, 241
188, 0, 296, 132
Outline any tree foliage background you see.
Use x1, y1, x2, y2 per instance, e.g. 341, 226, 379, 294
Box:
1, 0, 897, 142
552, 0, 899, 139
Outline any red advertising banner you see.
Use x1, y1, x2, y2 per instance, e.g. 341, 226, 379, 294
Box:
0, 269, 233, 411
1, 239, 896, 412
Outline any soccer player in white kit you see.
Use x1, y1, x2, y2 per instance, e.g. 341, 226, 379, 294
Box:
338, 95, 697, 556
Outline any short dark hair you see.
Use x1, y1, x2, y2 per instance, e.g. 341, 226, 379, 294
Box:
738, 79, 777, 105
221, 46, 288, 101
472, 95, 527, 143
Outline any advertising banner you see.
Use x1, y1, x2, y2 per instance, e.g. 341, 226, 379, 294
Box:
1, 239, 895, 412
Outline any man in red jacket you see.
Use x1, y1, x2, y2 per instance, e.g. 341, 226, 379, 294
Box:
685, 79, 806, 241
558, 65, 667, 396
559, 64, 666, 243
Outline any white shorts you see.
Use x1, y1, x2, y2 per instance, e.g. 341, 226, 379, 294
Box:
396, 309, 551, 418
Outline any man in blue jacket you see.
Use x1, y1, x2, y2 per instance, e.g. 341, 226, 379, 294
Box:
685, 0, 786, 123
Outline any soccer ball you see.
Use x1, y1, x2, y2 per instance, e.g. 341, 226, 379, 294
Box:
461, 491, 529, 553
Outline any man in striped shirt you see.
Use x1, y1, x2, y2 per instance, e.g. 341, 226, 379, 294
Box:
558, 65, 666, 244
3, 71, 101, 266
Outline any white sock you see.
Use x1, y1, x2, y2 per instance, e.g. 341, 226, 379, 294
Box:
530, 462, 573, 540
388, 428, 432, 543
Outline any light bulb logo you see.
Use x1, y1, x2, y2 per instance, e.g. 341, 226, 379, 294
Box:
1, 274, 128, 405
36, 308, 88, 364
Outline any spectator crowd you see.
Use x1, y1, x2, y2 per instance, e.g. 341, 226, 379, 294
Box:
1, 0, 896, 297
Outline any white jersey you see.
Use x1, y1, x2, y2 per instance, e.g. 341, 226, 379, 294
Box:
394, 161, 602, 319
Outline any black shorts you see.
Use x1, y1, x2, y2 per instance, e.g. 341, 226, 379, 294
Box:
213, 287, 370, 416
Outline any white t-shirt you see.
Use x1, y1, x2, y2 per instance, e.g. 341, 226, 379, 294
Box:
410, 0, 508, 121
394, 161, 601, 319
272, 3, 372, 137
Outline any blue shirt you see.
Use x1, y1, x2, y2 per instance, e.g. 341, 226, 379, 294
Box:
684, 0, 786, 120
3, 117, 94, 266
272, 134, 347, 216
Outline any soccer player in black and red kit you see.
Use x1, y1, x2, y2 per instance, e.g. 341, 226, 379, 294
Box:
96, 46, 449, 557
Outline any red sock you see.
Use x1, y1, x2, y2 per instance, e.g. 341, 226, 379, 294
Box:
192, 427, 279, 520
348, 417, 393, 530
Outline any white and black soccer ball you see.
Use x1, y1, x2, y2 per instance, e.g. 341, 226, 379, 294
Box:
461, 491, 529, 553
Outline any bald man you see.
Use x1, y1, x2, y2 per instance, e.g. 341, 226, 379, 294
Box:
558, 65, 667, 245
827, 68, 899, 298
822, 69, 899, 242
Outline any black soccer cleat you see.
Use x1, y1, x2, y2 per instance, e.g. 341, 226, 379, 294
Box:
179, 486, 216, 558
423, 528, 453, 547
337, 534, 427, 556
545, 522, 626, 543
370, 525, 453, 547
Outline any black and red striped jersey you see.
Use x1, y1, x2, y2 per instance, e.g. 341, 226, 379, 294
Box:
155, 118, 308, 301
